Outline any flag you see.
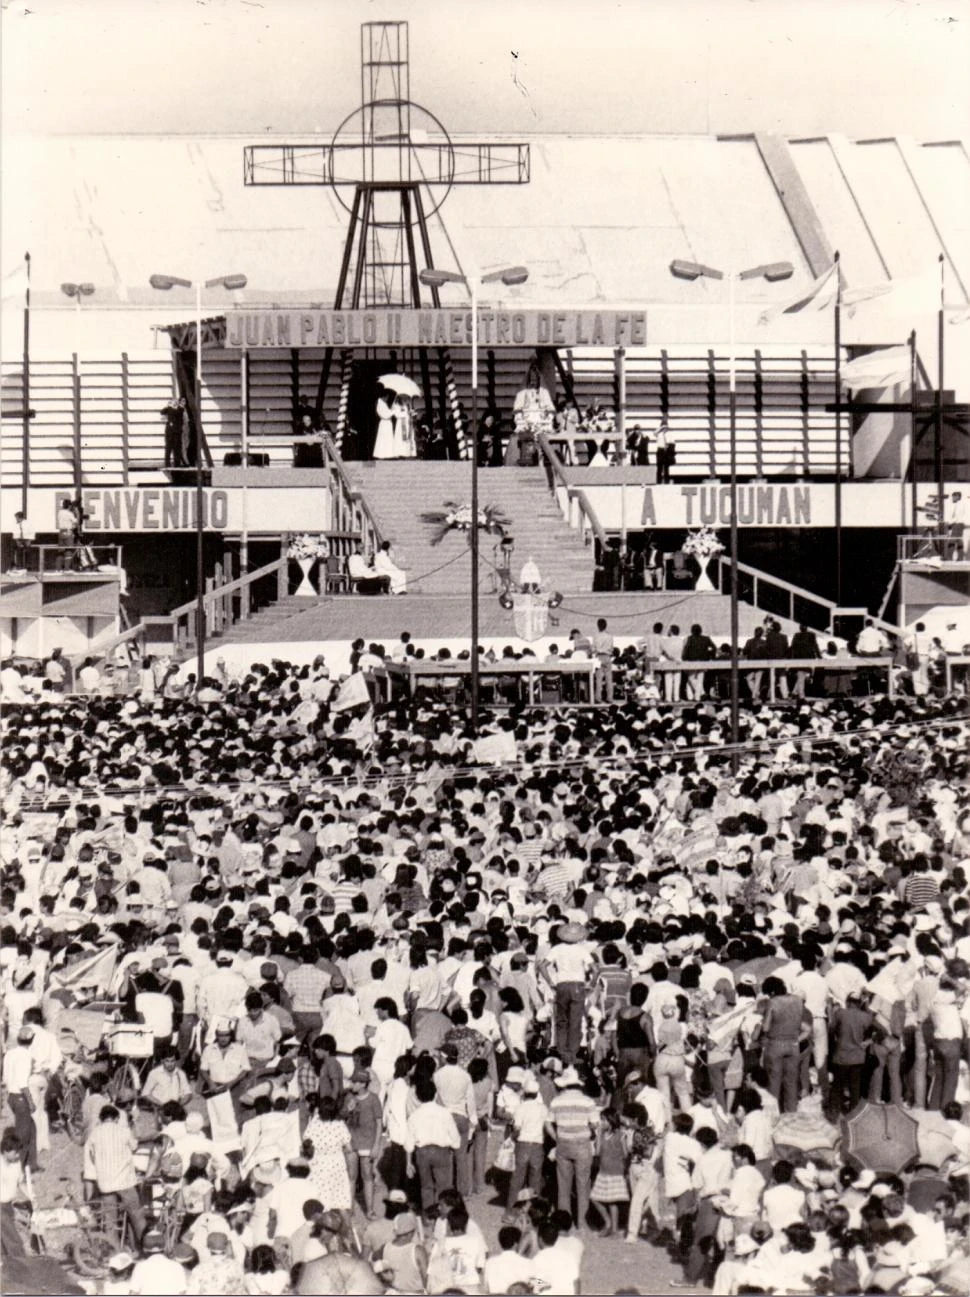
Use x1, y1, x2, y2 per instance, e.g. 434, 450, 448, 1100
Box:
47, 944, 117, 995
841, 344, 911, 388
473, 731, 518, 765
331, 671, 371, 712
757, 262, 838, 325
843, 268, 938, 319
1, 262, 29, 306
707, 1001, 755, 1053
947, 306, 970, 325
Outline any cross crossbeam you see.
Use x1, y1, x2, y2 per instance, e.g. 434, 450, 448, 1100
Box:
244, 141, 529, 188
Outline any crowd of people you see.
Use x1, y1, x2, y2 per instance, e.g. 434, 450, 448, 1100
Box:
1, 653, 969, 1295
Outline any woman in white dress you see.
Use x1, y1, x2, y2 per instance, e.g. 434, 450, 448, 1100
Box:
373, 388, 397, 459
304, 1096, 354, 1226
373, 541, 407, 595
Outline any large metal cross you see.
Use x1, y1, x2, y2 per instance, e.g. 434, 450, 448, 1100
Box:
243, 21, 530, 313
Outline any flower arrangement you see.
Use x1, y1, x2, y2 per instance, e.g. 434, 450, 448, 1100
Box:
421, 501, 511, 546
287, 533, 329, 561
682, 526, 725, 560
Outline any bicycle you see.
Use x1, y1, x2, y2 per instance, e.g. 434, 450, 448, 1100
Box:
18, 1190, 129, 1279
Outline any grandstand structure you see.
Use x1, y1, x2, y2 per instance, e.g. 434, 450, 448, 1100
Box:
2, 21, 968, 664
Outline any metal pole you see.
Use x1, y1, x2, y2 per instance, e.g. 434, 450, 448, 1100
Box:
935, 253, 945, 548
470, 278, 480, 731
72, 352, 83, 498
728, 272, 740, 771
196, 283, 205, 691
21, 253, 31, 514
833, 251, 842, 605
909, 330, 918, 532
240, 347, 250, 586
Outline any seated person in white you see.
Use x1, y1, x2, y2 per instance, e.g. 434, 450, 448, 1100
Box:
373, 541, 407, 595
347, 545, 391, 595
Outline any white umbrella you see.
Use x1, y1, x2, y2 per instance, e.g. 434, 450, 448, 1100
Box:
378, 373, 421, 398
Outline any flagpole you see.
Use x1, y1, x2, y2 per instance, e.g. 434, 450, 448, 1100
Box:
909, 329, 918, 533
935, 253, 945, 551
21, 252, 31, 514
833, 251, 842, 606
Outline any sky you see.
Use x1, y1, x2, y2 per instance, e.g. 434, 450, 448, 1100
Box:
2, 0, 968, 140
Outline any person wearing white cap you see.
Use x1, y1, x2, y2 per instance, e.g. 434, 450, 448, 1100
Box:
545, 1065, 599, 1229
103, 1250, 136, 1296
505, 1072, 548, 1212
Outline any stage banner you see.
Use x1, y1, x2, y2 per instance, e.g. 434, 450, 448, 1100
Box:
225, 308, 647, 350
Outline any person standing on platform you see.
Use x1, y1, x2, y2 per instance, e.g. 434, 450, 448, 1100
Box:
161, 396, 188, 468
742, 626, 770, 702
682, 623, 716, 701
904, 621, 932, 696
56, 498, 76, 571
764, 618, 791, 698
942, 489, 968, 558
654, 422, 675, 484
10, 513, 34, 572
509, 364, 554, 466
662, 622, 685, 702
789, 622, 821, 698
373, 386, 397, 460
390, 393, 415, 458
591, 618, 615, 703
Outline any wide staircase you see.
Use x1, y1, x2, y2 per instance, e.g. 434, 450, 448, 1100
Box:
347, 461, 596, 594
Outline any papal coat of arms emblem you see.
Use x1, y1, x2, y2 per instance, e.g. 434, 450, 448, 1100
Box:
512, 592, 549, 641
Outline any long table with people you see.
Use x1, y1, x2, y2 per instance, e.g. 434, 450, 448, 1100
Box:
370, 654, 899, 706
375, 656, 599, 704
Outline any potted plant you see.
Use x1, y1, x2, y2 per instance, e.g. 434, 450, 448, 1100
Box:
286, 533, 329, 596
682, 526, 724, 591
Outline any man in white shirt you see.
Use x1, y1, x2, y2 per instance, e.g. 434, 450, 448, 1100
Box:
406, 1077, 461, 1213
662, 1113, 703, 1261
761, 1161, 806, 1231
792, 950, 830, 1093
434, 1045, 477, 1197
485, 1225, 534, 1294
3, 1027, 37, 1171
507, 1076, 549, 1209
539, 932, 596, 1065
531, 1217, 584, 1295
24, 1012, 62, 1160
682, 1126, 734, 1285
855, 618, 888, 655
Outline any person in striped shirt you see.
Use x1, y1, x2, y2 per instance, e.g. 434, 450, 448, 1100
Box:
544, 1066, 600, 1230
82, 1105, 147, 1246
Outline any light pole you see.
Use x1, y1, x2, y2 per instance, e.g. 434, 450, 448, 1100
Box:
670, 258, 794, 768
418, 265, 529, 730
149, 272, 247, 691
60, 282, 95, 495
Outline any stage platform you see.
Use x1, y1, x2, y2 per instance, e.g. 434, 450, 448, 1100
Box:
221, 588, 780, 650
